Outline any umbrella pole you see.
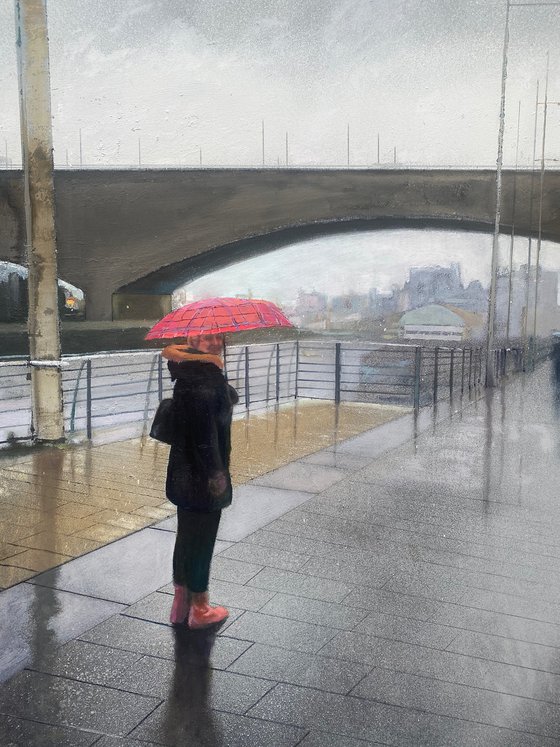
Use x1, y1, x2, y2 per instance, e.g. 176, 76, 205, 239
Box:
223, 338, 228, 382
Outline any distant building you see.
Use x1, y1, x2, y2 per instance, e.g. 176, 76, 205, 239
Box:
404, 264, 463, 309
292, 290, 328, 328
399, 304, 465, 342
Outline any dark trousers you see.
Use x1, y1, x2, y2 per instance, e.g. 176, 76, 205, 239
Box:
172, 508, 222, 593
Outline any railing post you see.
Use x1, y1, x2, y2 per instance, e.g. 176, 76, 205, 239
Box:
449, 348, 454, 399
334, 342, 342, 404
275, 343, 281, 402
86, 359, 92, 440
413, 346, 421, 413
433, 346, 439, 404
157, 354, 163, 401
244, 346, 250, 409
294, 339, 299, 400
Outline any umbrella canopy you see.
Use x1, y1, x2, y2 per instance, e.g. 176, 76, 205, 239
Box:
145, 297, 294, 340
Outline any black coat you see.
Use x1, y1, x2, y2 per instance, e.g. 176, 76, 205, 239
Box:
165, 359, 239, 512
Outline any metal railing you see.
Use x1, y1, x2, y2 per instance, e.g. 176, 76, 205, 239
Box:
0, 338, 554, 446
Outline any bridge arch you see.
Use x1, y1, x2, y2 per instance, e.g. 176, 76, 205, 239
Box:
113, 215, 506, 319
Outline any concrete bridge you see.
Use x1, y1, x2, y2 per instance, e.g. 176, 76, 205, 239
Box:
1, 167, 560, 321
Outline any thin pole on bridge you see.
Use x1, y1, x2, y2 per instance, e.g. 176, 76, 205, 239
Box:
506, 100, 521, 345
485, 0, 510, 387
531, 52, 550, 364
523, 80, 539, 369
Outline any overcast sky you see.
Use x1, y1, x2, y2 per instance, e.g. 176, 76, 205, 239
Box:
1, 0, 560, 167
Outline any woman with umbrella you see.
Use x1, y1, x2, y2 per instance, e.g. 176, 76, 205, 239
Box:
146, 297, 293, 629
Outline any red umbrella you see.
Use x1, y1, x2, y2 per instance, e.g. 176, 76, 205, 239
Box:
145, 297, 294, 340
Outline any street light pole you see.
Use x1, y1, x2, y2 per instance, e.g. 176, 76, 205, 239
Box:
523, 80, 539, 367
14, 0, 64, 442
485, 0, 511, 387
531, 53, 550, 364
506, 100, 521, 344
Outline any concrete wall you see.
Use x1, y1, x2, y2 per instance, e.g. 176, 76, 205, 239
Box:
1, 167, 560, 320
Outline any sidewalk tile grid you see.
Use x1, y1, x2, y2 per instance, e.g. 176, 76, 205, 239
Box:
1, 367, 560, 743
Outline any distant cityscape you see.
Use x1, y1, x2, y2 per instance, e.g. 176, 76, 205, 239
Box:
2, 260, 560, 343
274, 263, 560, 343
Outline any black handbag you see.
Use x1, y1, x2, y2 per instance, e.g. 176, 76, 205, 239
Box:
149, 398, 175, 444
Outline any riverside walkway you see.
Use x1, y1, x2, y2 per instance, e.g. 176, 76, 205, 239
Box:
1, 362, 560, 745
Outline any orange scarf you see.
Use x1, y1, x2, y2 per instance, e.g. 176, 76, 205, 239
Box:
161, 344, 224, 370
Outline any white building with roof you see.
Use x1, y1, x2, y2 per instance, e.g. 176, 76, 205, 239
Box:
399, 304, 465, 342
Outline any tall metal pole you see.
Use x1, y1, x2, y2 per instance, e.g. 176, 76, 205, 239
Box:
485, 0, 510, 387
15, 0, 64, 442
506, 100, 521, 344
523, 79, 540, 365
532, 52, 550, 361
393, 146, 397, 164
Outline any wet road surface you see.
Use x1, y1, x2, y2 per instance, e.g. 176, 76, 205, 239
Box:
1, 364, 560, 744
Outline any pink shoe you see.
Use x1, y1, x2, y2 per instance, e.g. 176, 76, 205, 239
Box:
169, 584, 190, 625
188, 593, 229, 629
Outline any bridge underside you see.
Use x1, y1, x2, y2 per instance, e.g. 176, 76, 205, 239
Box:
113, 217, 510, 320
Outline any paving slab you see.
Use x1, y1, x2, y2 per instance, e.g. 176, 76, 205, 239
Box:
227, 642, 372, 694
0, 582, 124, 682
109, 654, 275, 713
129, 703, 306, 746
28, 527, 175, 604
0, 714, 99, 747
0, 669, 160, 735
222, 610, 338, 653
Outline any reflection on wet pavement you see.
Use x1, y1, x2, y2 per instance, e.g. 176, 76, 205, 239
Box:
0, 400, 406, 589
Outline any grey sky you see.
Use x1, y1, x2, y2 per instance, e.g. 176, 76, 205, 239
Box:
1, 0, 560, 167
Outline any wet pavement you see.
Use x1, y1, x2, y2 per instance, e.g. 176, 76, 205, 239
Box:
1, 363, 560, 744
0, 399, 404, 590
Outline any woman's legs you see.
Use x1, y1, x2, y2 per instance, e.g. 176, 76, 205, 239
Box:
173, 508, 221, 591
171, 507, 227, 627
